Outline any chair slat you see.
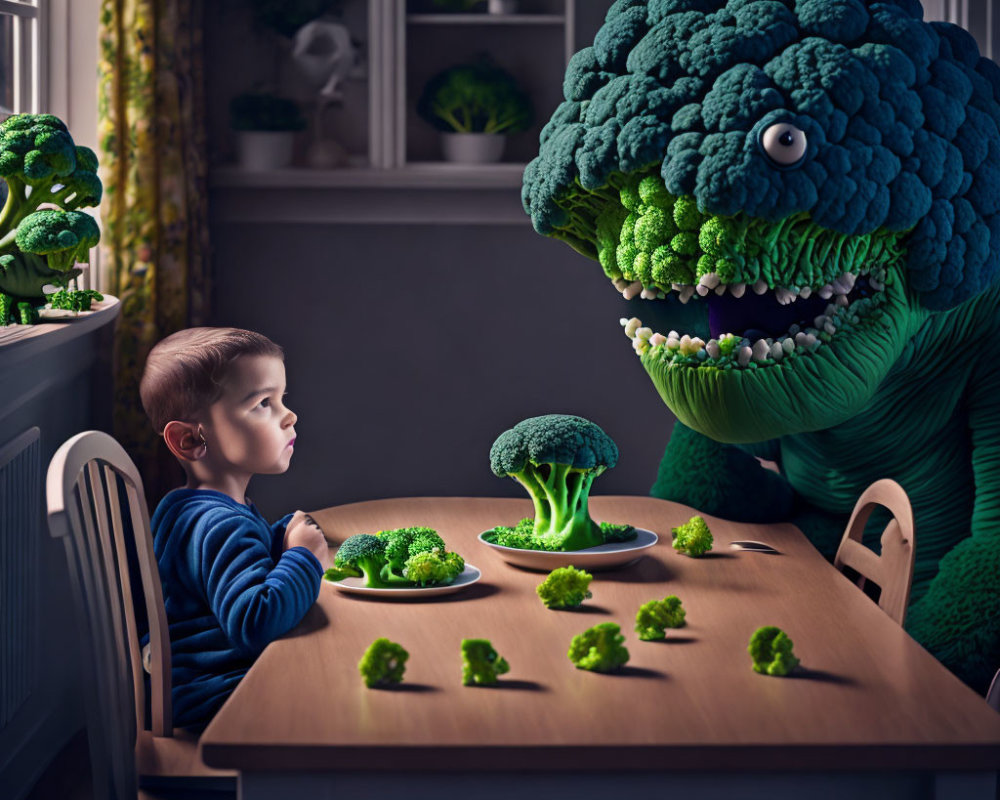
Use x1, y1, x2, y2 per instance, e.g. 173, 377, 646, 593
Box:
834, 479, 915, 626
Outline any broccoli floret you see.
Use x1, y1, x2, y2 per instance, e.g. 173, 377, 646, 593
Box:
489, 414, 623, 551
461, 639, 510, 685
16, 301, 37, 325
358, 638, 409, 688
748, 626, 800, 677
0, 292, 12, 326
0, 115, 101, 305
404, 548, 465, 586
47, 287, 103, 312
417, 58, 532, 135
635, 596, 686, 641
671, 515, 714, 557
599, 521, 637, 543
536, 565, 593, 609
568, 622, 630, 672
376, 526, 447, 582
333, 534, 394, 588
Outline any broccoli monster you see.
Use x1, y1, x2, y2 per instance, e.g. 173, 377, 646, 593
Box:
488, 414, 632, 551
0, 114, 102, 314
523, 0, 1000, 694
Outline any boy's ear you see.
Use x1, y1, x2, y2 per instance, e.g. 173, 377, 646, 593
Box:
163, 421, 208, 462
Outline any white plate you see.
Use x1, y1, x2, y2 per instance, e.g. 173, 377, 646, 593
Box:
477, 528, 658, 572
38, 298, 113, 321
324, 563, 482, 599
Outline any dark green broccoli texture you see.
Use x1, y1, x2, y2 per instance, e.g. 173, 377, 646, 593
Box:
536, 565, 593, 609
461, 639, 510, 686
331, 528, 464, 588
635, 595, 686, 641
417, 58, 532, 135
358, 638, 409, 688
748, 625, 800, 677
488, 414, 624, 551
522, 0, 1000, 692
568, 622, 630, 672
0, 114, 102, 317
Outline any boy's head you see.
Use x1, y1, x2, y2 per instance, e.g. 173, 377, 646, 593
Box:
140, 327, 297, 480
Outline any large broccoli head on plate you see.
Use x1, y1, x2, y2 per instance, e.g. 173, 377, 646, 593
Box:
523, 0, 1000, 442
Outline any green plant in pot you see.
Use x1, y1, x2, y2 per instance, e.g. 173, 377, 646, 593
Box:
417, 58, 532, 164
0, 114, 103, 325
230, 93, 307, 170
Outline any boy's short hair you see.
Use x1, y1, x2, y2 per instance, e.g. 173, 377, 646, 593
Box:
140, 327, 284, 434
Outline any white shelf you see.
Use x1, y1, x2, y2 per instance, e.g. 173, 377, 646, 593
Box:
407, 14, 565, 24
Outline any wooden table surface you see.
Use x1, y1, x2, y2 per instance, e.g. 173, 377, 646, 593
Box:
200, 496, 1000, 773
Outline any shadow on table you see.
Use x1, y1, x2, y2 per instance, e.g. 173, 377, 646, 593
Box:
338, 583, 503, 604
285, 603, 331, 637
611, 666, 666, 679
787, 667, 856, 686
370, 683, 440, 693
592, 557, 673, 583
468, 679, 547, 691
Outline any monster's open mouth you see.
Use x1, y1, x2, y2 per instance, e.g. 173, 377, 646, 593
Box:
617, 263, 890, 368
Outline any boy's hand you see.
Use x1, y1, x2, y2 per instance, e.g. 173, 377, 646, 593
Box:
283, 511, 332, 570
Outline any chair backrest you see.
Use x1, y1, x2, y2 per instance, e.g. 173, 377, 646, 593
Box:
46, 431, 172, 799
987, 669, 1000, 713
833, 478, 916, 626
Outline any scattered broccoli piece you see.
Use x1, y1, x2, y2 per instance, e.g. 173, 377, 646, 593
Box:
0, 292, 12, 325
568, 622, 630, 672
635, 596, 686, 641
358, 638, 409, 688
748, 626, 800, 677
16, 301, 37, 325
404, 549, 465, 586
671, 515, 713, 557
461, 639, 510, 685
536, 565, 593, 609
489, 414, 623, 551
376, 526, 446, 582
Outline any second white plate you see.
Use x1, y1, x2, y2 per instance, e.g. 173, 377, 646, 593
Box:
478, 528, 658, 572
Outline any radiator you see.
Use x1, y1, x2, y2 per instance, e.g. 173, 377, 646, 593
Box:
0, 427, 40, 729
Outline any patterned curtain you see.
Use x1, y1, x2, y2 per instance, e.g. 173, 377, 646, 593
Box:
98, 0, 211, 505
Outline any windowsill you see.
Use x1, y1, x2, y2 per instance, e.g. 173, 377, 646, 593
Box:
0, 296, 120, 367
209, 164, 531, 225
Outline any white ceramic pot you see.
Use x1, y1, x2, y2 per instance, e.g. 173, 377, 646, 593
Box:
440, 132, 506, 164
237, 131, 295, 170
488, 0, 517, 13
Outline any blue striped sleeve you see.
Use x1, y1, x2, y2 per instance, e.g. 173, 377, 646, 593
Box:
194, 508, 323, 655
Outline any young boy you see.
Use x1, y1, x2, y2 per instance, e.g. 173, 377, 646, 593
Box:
139, 326, 332, 729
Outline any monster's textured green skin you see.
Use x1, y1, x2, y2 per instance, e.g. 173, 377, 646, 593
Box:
524, 0, 1000, 692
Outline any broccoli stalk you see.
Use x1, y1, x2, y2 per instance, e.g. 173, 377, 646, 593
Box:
461, 639, 510, 686
358, 638, 409, 688
489, 414, 625, 551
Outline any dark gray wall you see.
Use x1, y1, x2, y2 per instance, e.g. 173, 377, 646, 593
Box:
210, 222, 677, 520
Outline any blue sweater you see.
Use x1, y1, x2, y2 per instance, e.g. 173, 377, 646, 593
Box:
150, 488, 323, 728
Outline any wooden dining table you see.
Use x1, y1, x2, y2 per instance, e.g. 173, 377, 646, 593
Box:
199, 496, 1000, 800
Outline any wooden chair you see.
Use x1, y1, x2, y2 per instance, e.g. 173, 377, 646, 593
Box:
46, 431, 235, 799
833, 478, 916, 626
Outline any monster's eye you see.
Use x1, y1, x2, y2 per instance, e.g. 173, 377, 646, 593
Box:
760, 122, 807, 167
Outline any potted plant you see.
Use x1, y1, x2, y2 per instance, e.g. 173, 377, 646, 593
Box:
230, 93, 307, 170
417, 58, 533, 164
0, 114, 104, 325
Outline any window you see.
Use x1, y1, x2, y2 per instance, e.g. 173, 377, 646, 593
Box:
0, 0, 43, 117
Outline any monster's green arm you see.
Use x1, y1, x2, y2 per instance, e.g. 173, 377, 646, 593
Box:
904, 352, 1000, 694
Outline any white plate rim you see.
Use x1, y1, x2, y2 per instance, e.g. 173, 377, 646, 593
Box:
325, 563, 482, 598
477, 527, 659, 557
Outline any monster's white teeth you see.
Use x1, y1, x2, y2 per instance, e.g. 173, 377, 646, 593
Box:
818, 284, 834, 299
695, 272, 721, 296
751, 339, 770, 362
869, 274, 884, 291
678, 285, 695, 303
640, 287, 658, 300
622, 280, 643, 300
729, 282, 746, 298
798, 286, 812, 299
752, 280, 768, 295
774, 287, 797, 305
